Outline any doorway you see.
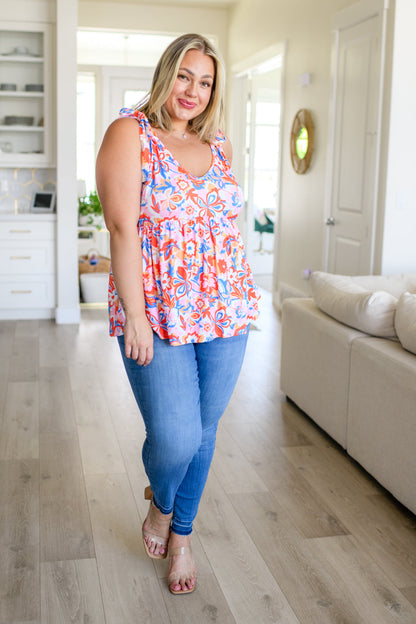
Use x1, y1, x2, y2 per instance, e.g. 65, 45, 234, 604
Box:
76, 29, 177, 194
231, 49, 284, 292
75, 30, 174, 304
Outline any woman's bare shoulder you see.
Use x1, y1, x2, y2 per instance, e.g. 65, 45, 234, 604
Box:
97, 117, 141, 166
102, 117, 140, 145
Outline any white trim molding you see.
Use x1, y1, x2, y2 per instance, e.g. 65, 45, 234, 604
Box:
331, 0, 388, 31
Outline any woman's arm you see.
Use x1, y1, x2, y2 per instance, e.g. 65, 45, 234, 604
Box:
96, 117, 153, 366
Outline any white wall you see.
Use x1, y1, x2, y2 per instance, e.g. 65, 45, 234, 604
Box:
227, 0, 408, 302
1, 0, 55, 21
381, 0, 416, 274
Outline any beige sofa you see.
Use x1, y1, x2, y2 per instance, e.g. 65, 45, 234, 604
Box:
280, 272, 416, 515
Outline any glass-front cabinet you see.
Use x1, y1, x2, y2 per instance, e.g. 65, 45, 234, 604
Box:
0, 22, 53, 167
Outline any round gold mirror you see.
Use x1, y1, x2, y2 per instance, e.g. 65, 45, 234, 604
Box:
290, 109, 314, 174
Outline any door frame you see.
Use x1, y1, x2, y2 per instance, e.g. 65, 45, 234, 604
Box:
323, 0, 391, 273
229, 42, 286, 291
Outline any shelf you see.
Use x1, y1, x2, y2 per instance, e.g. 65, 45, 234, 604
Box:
78, 226, 109, 232
0, 91, 44, 98
0, 55, 44, 63
0, 23, 52, 166
0, 125, 44, 132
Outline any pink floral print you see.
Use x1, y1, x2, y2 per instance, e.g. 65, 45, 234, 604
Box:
108, 108, 259, 346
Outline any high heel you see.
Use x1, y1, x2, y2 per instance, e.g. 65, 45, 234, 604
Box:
142, 486, 171, 560
168, 545, 197, 595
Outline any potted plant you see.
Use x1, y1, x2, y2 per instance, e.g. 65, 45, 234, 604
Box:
78, 190, 104, 229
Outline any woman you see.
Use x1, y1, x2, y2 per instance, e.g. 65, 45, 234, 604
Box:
96, 33, 259, 595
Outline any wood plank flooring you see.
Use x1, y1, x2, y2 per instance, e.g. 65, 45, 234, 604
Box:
1, 291, 416, 623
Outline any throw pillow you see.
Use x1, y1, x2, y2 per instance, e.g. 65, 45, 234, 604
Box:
310, 271, 397, 337
350, 273, 416, 298
395, 292, 416, 355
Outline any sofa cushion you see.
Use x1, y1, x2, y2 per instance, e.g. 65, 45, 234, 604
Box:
310, 271, 397, 337
348, 273, 416, 298
395, 291, 416, 355
280, 298, 366, 448
348, 337, 416, 515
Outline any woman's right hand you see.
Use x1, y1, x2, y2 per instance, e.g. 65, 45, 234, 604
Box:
123, 314, 154, 366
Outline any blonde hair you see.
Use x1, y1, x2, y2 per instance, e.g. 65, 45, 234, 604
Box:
137, 33, 225, 143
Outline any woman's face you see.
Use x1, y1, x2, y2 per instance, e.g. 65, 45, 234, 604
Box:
164, 49, 215, 125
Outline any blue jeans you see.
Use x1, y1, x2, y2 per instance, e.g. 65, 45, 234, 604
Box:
118, 329, 249, 535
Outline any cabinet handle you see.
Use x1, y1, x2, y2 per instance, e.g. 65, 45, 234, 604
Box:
9, 229, 32, 234
10, 256, 32, 260
11, 290, 32, 294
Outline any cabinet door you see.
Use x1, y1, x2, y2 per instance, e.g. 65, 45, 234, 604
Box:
0, 241, 55, 275
0, 21, 54, 167
0, 275, 55, 308
0, 218, 56, 312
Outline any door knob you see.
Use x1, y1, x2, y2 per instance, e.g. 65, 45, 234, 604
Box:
326, 217, 336, 226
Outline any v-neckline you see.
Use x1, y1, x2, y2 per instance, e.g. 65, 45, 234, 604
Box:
149, 125, 215, 180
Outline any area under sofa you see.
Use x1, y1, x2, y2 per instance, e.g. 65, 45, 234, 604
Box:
280, 272, 416, 516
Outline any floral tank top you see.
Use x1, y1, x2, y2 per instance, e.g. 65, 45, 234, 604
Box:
108, 108, 259, 346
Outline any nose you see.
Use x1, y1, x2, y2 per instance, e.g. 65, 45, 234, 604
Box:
185, 80, 197, 97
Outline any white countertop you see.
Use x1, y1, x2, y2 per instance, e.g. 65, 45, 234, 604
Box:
0, 212, 57, 221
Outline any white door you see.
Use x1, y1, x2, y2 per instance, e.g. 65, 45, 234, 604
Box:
109, 76, 149, 117
326, 13, 382, 275
102, 67, 153, 135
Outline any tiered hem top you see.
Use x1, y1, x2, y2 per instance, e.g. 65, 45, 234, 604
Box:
108, 108, 259, 346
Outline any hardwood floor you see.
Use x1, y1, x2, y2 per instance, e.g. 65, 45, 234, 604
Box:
1, 292, 416, 623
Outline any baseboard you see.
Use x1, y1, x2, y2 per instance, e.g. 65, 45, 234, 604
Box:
0, 308, 55, 320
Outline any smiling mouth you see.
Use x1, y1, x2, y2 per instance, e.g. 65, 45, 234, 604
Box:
178, 99, 197, 109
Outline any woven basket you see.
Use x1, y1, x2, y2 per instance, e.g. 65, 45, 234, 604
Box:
78, 252, 111, 275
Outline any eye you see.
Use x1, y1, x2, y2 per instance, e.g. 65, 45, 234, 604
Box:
178, 73, 189, 81
201, 81, 212, 89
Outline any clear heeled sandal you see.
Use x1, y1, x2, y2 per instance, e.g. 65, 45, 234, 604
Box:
142, 485, 172, 560
168, 544, 197, 595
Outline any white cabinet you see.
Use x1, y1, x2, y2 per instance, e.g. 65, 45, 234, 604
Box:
0, 21, 54, 167
0, 216, 56, 319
